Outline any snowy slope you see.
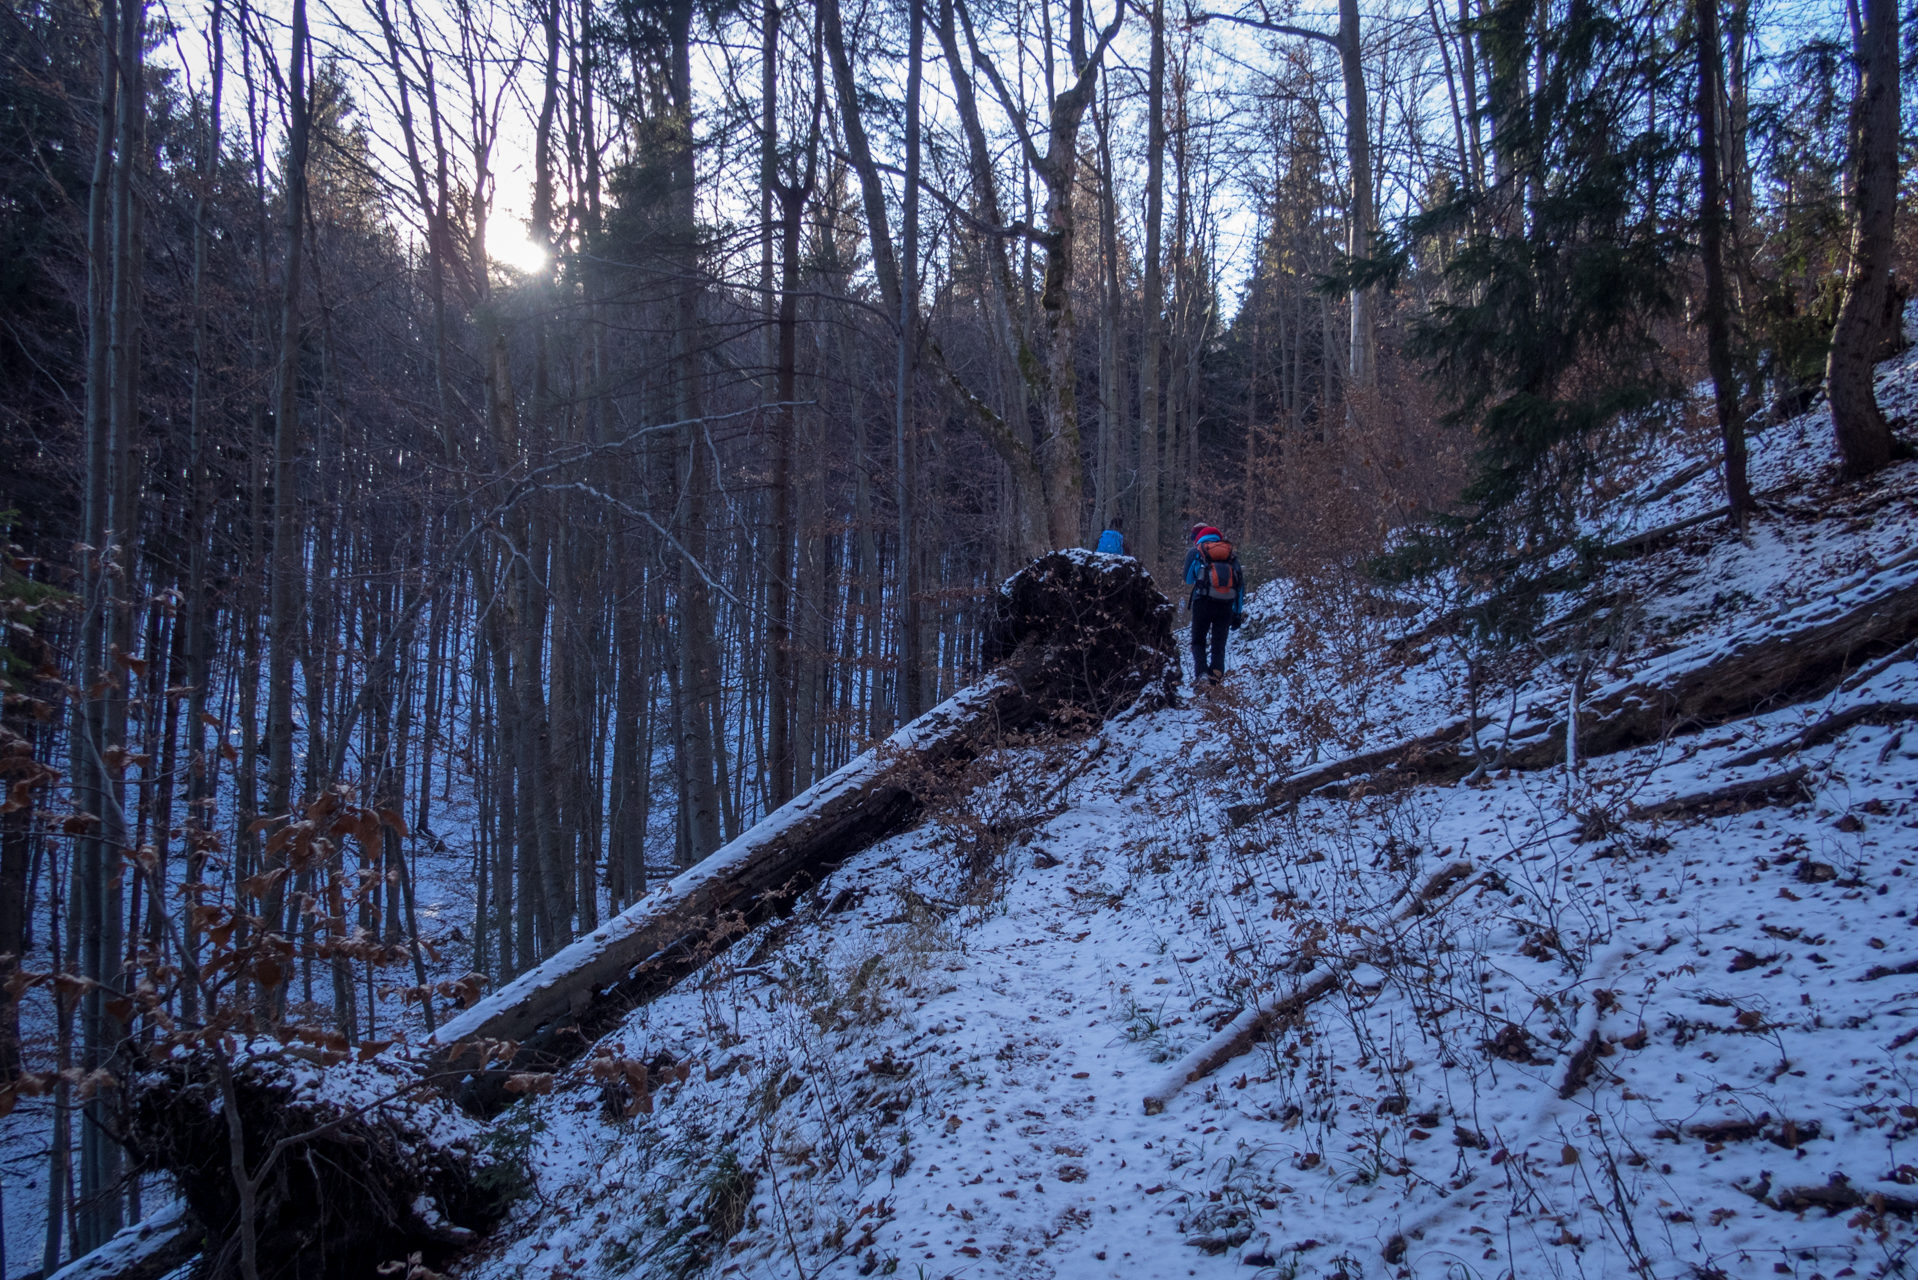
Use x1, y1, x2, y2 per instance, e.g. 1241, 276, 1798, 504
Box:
450, 354, 1918, 1280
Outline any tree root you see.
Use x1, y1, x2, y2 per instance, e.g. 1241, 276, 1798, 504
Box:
124, 1052, 507, 1280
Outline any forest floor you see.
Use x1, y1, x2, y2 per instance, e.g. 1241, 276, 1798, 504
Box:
442, 346, 1918, 1278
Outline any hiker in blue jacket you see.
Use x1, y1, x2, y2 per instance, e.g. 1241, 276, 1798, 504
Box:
1183, 523, 1245, 685
1094, 515, 1130, 556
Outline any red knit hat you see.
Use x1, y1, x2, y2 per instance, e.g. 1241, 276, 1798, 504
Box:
1190, 524, 1222, 542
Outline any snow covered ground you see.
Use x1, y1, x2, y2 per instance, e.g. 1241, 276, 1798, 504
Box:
438, 350, 1918, 1279
11, 347, 1918, 1280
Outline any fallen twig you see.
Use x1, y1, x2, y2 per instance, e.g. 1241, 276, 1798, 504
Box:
1723, 703, 1918, 767
1140, 965, 1344, 1115
1226, 720, 1481, 828
1626, 767, 1812, 821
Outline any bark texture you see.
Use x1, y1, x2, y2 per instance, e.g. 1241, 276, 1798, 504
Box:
1824, 0, 1902, 476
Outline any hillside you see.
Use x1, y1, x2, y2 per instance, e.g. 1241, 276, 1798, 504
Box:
428, 349, 1918, 1280
25, 353, 1917, 1280
6, 0, 1902, 1268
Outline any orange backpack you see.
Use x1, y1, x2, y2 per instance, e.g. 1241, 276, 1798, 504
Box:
1198, 540, 1237, 600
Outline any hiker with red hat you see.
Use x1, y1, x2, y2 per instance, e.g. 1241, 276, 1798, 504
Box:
1183, 524, 1245, 685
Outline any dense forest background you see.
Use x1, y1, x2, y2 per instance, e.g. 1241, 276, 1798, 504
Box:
0, 0, 1910, 1264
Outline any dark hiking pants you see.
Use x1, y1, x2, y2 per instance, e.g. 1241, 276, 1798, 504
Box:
1191, 595, 1233, 681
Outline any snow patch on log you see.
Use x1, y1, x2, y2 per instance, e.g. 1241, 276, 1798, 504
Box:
43, 1203, 199, 1280
432, 674, 1013, 1055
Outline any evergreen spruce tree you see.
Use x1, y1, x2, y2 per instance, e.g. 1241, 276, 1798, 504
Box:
1360, 0, 1688, 633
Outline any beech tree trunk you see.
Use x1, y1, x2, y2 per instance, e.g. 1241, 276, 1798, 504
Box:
72, 0, 144, 1242
895, 0, 925, 718
667, 0, 723, 865
1339, 0, 1376, 394
262, 0, 311, 1005
1824, 0, 1901, 476
1696, 0, 1753, 520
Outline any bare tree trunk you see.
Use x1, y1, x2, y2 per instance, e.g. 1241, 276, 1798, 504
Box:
948, 0, 1120, 551
1426, 0, 1471, 192
1338, 0, 1375, 395
765, 0, 821, 800
793, 474, 821, 793
73, 0, 144, 1239
1695, 0, 1753, 522
922, 0, 1053, 555
1094, 68, 1122, 531
1459, 0, 1485, 190
235, 441, 263, 992
663, 0, 722, 863
0, 743, 27, 1085
68, 12, 117, 1250
1722, 0, 1758, 312
45, 868, 72, 1270
895, 0, 925, 717
531, 0, 590, 939
262, 0, 312, 1007
517, 516, 568, 951
1138, 0, 1165, 566
181, 0, 223, 1027
611, 555, 649, 905
1825, 0, 1901, 476
488, 628, 522, 973
819, 0, 900, 309
761, 0, 795, 807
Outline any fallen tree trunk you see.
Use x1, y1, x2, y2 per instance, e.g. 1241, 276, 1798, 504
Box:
434, 551, 1174, 1099
1239, 556, 1918, 825
1597, 505, 1734, 557
1504, 552, 1918, 768
1627, 767, 1812, 821
1226, 720, 1482, 827
1723, 701, 1918, 767
43, 1204, 202, 1280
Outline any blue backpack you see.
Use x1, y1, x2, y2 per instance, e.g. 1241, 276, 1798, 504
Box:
1095, 529, 1125, 555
